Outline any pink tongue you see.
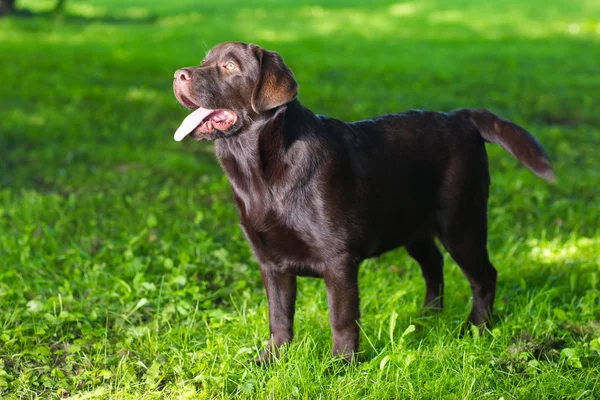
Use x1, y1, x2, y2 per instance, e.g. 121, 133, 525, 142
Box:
174, 107, 214, 141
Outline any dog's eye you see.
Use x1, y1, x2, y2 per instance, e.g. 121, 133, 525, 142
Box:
224, 61, 236, 71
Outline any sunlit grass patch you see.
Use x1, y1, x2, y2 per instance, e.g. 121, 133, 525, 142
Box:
529, 236, 600, 265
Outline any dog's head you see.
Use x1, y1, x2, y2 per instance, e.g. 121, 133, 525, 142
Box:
172, 42, 298, 141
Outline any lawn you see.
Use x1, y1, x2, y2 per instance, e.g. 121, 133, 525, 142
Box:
1, 0, 599, 398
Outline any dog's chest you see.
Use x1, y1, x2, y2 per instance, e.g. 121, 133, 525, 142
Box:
217, 139, 337, 271
238, 195, 332, 267
233, 189, 335, 273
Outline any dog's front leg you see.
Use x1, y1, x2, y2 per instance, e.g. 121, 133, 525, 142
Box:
324, 256, 360, 362
256, 266, 297, 364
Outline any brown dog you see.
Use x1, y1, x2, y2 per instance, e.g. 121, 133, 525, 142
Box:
172, 42, 554, 363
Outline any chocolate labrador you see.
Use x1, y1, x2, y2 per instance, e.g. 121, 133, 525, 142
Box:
172, 42, 554, 363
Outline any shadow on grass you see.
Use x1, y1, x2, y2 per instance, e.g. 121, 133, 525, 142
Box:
9, 7, 157, 24
352, 232, 599, 362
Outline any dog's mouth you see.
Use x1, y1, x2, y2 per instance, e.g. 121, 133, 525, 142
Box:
174, 95, 237, 141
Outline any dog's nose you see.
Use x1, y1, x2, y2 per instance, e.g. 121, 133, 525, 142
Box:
175, 68, 192, 84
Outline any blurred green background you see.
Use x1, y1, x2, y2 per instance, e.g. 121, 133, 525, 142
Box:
0, 0, 599, 398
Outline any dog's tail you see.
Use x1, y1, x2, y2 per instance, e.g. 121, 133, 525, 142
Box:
461, 108, 556, 182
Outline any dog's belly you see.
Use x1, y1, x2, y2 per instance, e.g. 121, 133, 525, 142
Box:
242, 196, 436, 273
364, 213, 435, 257
356, 169, 440, 257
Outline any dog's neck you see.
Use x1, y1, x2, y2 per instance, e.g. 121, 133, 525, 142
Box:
215, 99, 322, 176
214, 99, 327, 220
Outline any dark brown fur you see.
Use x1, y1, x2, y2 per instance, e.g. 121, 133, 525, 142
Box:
172, 42, 554, 363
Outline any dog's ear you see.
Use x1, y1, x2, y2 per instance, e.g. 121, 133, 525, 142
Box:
251, 46, 298, 113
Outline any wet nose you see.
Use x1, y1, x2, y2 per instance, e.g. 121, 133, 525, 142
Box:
174, 68, 192, 84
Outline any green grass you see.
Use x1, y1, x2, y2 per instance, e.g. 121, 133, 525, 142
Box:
1, 0, 599, 398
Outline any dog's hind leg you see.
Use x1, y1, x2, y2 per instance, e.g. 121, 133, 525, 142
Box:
437, 179, 497, 327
